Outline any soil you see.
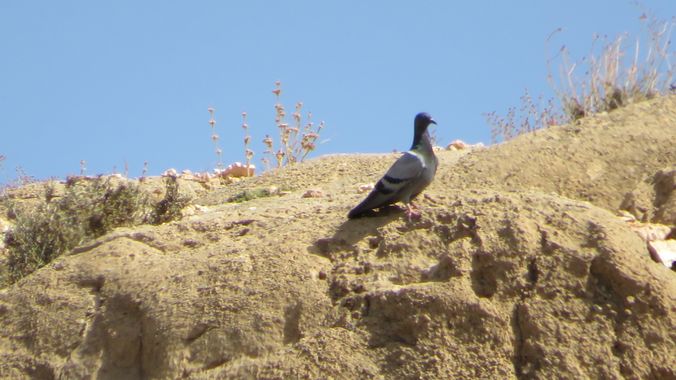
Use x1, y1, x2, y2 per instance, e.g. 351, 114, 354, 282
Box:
0, 95, 674, 379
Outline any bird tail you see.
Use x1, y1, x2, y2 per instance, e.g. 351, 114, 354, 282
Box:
347, 182, 392, 218
347, 205, 367, 219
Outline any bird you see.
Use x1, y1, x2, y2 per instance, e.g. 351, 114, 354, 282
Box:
348, 112, 438, 219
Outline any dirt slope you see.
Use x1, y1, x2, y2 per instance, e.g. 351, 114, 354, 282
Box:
0, 96, 675, 379
442, 95, 676, 214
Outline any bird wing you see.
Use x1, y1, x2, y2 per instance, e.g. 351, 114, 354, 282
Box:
348, 152, 425, 218
383, 151, 425, 182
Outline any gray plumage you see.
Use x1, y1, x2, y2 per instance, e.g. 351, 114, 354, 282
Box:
348, 112, 438, 219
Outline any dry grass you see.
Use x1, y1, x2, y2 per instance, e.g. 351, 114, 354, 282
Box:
261, 81, 325, 170
485, 89, 564, 143
549, 14, 674, 120
487, 13, 674, 143
208, 81, 326, 174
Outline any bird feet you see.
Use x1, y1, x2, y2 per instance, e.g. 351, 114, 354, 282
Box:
405, 203, 422, 221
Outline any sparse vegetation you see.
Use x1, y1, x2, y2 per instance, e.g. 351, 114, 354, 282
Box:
486, 12, 674, 143
268, 81, 324, 168
1, 175, 192, 285
147, 176, 192, 224
208, 81, 325, 175
227, 187, 279, 203
241, 112, 254, 175
484, 89, 564, 143
1, 80, 329, 286
208, 107, 224, 170
550, 13, 674, 120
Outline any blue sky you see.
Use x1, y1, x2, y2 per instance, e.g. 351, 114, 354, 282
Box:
1, 1, 674, 184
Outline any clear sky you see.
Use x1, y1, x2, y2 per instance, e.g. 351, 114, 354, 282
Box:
1, 1, 674, 184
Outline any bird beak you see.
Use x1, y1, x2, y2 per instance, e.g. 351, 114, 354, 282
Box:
430, 119, 437, 125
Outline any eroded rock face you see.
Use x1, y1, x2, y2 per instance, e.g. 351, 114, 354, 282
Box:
3, 189, 672, 379
622, 167, 676, 225
443, 96, 676, 214
303, 191, 674, 379
0, 96, 674, 379
0, 217, 334, 379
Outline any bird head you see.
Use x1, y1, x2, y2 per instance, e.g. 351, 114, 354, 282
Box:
414, 112, 437, 135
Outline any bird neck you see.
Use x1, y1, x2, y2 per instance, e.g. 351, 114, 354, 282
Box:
411, 129, 432, 151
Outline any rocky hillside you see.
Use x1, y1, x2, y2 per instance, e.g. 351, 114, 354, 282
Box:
0, 96, 675, 379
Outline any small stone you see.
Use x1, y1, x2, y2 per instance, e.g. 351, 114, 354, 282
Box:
447, 139, 468, 150
182, 238, 200, 248
302, 189, 323, 198
162, 168, 178, 178
368, 237, 382, 249
617, 210, 636, 223
195, 205, 210, 213
358, 184, 374, 193
181, 205, 198, 217
267, 186, 280, 196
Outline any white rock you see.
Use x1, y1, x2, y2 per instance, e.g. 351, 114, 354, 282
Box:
0, 218, 12, 251
162, 168, 178, 178
302, 189, 323, 198
618, 210, 637, 223
215, 162, 256, 178
631, 223, 671, 242
447, 140, 468, 150
648, 240, 676, 269
195, 205, 210, 213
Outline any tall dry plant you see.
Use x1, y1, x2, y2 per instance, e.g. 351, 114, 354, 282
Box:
264, 81, 324, 169
487, 12, 674, 143
208, 107, 223, 170
241, 111, 254, 176
484, 89, 564, 143
547, 13, 674, 120
209, 81, 326, 173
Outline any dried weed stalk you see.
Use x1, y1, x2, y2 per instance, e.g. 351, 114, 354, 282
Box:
486, 13, 674, 143
208, 107, 223, 170
485, 89, 564, 143
548, 14, 674, 120
263, 81, 324, 170
241, 112, 254, 176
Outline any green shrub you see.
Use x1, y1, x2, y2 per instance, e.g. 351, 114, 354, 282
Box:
4, 200, 84, 283
2, 175, 191, 285
147, 176, 191, 224
227, 187, 276, 203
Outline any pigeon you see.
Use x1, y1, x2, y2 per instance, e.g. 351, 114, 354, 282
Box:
348, 112, 438, 219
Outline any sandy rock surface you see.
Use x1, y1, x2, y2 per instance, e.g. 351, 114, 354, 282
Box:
0, 96, 675, 379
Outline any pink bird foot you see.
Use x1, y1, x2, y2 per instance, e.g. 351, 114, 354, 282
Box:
405, 203, 422, 221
